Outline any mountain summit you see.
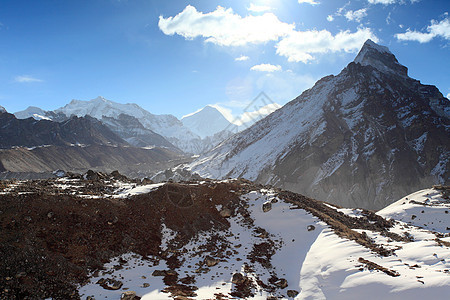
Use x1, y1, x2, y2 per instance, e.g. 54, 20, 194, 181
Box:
190, 40, 449, 210
181, 105, 232, 138
354, 39, 408, 77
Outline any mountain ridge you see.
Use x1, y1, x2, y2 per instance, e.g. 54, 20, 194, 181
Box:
190, 39, 449, 210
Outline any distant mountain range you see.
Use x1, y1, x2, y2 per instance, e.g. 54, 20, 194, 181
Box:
0, 108, 187, 177
190, 39, 449, 210
13, 97, 279, 155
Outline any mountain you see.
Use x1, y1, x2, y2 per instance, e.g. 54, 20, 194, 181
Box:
14, 106, 51, 120
0, 105, 7, 113
0, 111, 126, 148
181, 105, 233, 138
100, 113, 179, 150
0, 111, 188, 177
54, 96, 206, 153
15, 103, 181, 151
2, 177, 449, 299
190, 39, 449, 210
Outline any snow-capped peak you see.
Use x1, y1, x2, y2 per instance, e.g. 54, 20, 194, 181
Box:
0, 105, 6, 113
14, 106, 48, 120
354, 39, 408, 77
181, 105, 232, 138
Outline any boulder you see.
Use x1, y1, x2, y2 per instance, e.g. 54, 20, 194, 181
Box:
121, 291, 141, 300
287, 289, 299, 298
204, 256, 219, 267
232, 273, 245, 285
262, 201, 272, 213
275, 278, 288, 289
96, 278, 123, 290
219, 208, 232, 218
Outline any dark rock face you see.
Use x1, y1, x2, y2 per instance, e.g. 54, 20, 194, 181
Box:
271, 58, 449, 209
0, 113, 126, 149
192, 40, 449, 210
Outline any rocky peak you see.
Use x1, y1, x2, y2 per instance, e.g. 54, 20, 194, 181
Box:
0, 105, 6, 113
353, 39, 408, 77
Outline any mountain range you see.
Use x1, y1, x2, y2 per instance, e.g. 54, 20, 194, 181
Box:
190, 39, 449, 210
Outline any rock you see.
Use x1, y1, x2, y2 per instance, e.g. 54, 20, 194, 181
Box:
307, 225, 315, 231
219, 208, 232, 218
111, 170, 128, 181
121, 291, 140, 300
152, 270, 167, 276
84, 170, 100, 181
232, 273, 245, 285
262, 201, 272, 213
86, 296, 96, 300
287, 289, 299, 297
275, 278, 288, 289
96, 278, 123, 290
141, 177, 154, 184
141, 283, 150, 288
204, 256, 219, 267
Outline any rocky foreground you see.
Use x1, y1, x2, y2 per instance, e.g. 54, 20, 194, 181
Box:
0, 173, 449, 299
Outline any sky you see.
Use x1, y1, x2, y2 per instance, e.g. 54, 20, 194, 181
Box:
0, 0, 449, 119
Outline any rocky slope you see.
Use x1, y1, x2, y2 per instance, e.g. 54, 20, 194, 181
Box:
0, 144, 187, 178
190, 39, 449, 210
1, 176, 448, 299
0, 110, 126, 148
0, 109, 188, 178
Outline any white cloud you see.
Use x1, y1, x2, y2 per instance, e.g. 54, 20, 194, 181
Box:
247, 3, 272, 13
159, 5, 379, 64
235, 55, 249, 61
276, 27, 378, 63
368, 0, 396, 4
327, 15, 334, 22
250, 64, 282, 72
395, 18, 450, 43
298, 0, 320, 5
345, 9, 368, 22
368, 0, 419, 4
14, 75, 43, 83
158, 5, 294, 47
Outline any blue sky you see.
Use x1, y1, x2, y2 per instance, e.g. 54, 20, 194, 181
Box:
0, 0, 449, 119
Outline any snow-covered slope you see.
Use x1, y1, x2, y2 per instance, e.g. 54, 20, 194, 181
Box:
13, 106, 50, 120
190, 39, 450, 210
378, 187, 449, 232
76, 183, 450, 299
181, 105, 233, 138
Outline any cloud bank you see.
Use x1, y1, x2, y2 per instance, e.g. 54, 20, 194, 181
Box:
158, 5, 293, 47
159, 5, 378, 64
276, 28, 378, 63
396, 18, 450, 43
